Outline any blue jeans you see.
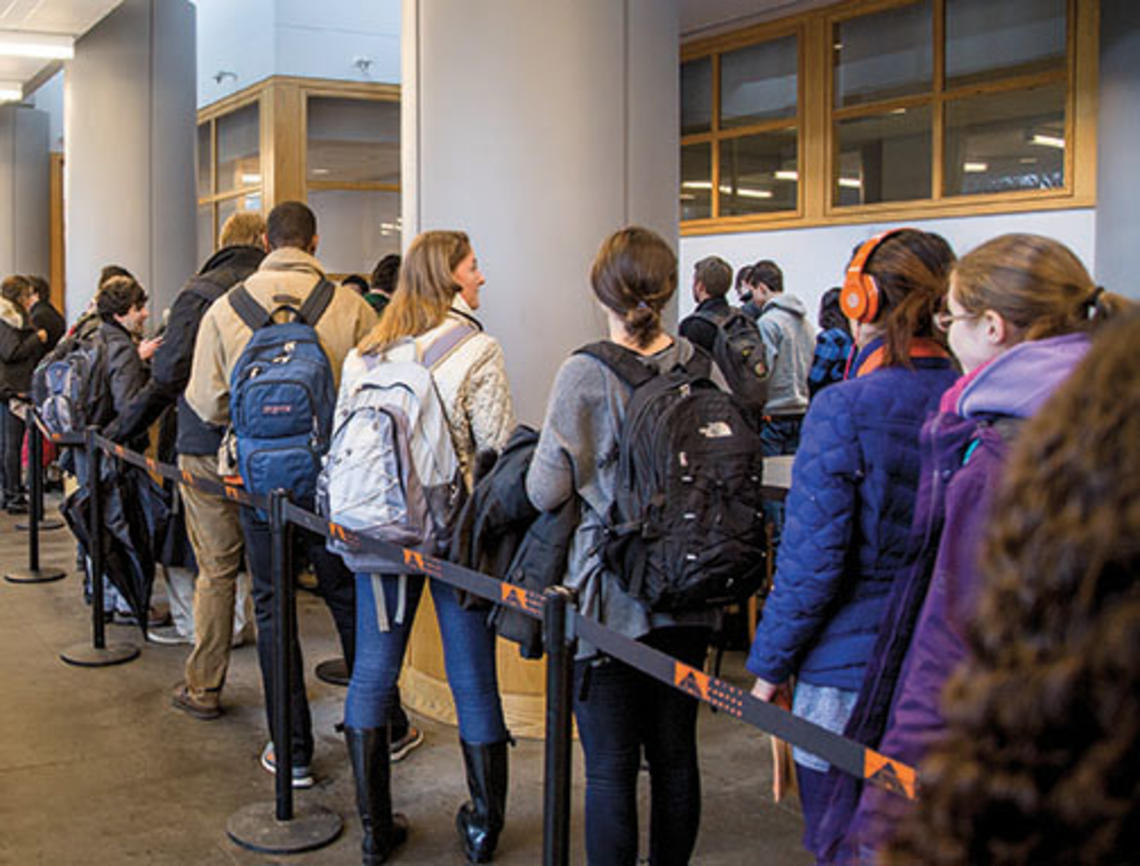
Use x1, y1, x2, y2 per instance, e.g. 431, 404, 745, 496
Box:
346, 573, 507, 745
760, 413, 803, 551
573, 627, 710, 866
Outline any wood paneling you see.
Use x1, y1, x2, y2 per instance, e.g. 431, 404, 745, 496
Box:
49, 152, 64, 314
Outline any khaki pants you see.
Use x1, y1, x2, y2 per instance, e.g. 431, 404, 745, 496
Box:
180, 452, 246, 704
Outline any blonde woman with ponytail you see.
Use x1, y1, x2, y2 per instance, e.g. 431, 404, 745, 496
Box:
342, 230, 516, 865
828, 234, 1131, 863
746, 228, 960, 857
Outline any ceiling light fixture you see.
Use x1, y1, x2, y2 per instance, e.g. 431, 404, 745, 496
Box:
774, 170, 799, 181
0, 31, 73, 59
735, 188, 774, 199
963, 161, 988, 173
837, 177, 863, 189
240, 173, 262, 185
0, 81, 23, 102
1030, 133, 1065, 149
681, 180, 712, 190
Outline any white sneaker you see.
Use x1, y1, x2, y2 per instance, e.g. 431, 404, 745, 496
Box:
147, 624, 192, 646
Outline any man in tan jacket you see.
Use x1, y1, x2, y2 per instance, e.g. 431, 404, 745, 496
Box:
185, 201, 377, 787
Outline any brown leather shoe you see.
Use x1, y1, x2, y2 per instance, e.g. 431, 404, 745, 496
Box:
171, 683, 222, 720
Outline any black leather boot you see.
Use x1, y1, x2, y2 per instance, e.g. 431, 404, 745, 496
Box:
455, 739, 509, 863
345, 726, 409, 865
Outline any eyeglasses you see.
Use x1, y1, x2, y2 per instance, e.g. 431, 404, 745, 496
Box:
933, 310, 976, 333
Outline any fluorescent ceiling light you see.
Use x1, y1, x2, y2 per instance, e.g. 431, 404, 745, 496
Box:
0, 32, 73, 59
681, 180, 712, 190
1030, 133, 1065, 149
890, 108, 908, 115
774, 170, 799, 181
837, 177, 862, 189
240, 173, 262, 185
310, 168, 330, 176
735, 188, 774, 199
0, 81, 22, 101
1019, 157, 1038, 164
963, 161, 988, 173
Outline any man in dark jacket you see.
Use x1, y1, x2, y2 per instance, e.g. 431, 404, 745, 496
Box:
679, 255, 734, 354
26, 276, 65, 351
0, 275, 48, 512
107, 212, 266, 700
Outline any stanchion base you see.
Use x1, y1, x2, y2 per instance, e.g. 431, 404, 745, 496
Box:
315, 657, 350, 686
59, 642, 140, 667
4, 566, 66, 584
226, 801, 343, 854
15, 518, 64, 532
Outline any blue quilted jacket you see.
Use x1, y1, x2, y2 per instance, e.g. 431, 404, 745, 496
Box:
746, 338, 958, 691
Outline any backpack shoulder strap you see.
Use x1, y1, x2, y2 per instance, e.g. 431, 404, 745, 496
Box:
683, 342, 714, 379
228, 283, 271, 331
421, 318, 479, 370
297, 278, 335, 327
574, 341, 656, 389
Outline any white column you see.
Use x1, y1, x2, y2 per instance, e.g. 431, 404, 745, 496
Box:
65, 0, 197, 319
403, 0, 679, 424
0, 105, 50, 278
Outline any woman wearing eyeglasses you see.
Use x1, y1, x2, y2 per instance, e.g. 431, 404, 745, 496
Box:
821, 234, 1130, 863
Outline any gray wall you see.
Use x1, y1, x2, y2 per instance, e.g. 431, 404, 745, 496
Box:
66, 0, 197, 319
403, 0, 679, 424
1095, 0, 1140, 298
0, 106, 50, 279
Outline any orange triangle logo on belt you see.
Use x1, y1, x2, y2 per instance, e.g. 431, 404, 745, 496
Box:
674, 663, 709, 701
864, 750, 917, 800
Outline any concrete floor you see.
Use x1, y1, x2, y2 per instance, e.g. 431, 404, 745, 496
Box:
0, 497, 811, 865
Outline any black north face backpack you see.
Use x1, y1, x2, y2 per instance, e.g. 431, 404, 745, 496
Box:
576, 341, 768, 612
693, 307, 769, 411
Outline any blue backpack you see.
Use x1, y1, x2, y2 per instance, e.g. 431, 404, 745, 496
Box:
228, 279, 336, 513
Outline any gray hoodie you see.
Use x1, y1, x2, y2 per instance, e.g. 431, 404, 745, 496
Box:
757, 293, 814, 415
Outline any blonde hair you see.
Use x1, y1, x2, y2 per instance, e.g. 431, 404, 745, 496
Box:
951, 234, 1129, 343
357, 230, 471, 354
219, 211, 267, 248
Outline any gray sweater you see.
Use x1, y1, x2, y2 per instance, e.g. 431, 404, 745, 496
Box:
526, 337, 716, 658
756, 294, 815, 415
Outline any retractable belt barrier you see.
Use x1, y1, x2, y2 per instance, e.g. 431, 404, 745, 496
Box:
37, 422, 916, 861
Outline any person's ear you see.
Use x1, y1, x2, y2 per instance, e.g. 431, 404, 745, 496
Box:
309, 233, 319, 255
981, 310, 1008, 347
261, 232, 270, 252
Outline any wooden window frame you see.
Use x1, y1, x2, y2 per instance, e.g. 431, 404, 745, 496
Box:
681, 0, 1098, 237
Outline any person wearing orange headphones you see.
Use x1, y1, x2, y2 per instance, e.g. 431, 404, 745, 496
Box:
746, 229, 959, 853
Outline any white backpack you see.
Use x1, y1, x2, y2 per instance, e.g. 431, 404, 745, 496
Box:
320, 320, 476, 572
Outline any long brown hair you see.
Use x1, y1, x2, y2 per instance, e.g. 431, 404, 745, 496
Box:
358, 230, 471, 355
591, 226, 677, 349
863, 229, 955, 366
950, 233, 1129, 344
886, 313, 1140, 865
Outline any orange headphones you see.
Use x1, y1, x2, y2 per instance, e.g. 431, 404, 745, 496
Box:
841, 228, 913, 324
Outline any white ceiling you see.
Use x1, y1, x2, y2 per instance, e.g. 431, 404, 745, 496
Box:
680, 0, 835, 40
0, 0, 122, 95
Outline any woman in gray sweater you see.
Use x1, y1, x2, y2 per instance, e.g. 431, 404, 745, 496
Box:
526, 227, 714, 866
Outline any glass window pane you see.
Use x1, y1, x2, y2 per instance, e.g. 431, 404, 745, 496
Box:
720, 35, 797, 128
834, 1, 933, 108
947, 0, 1066, 89
216, 102, 261, 194
197, 123, 211, 199
197, 204, 213, 263
718, 129, 797, 215
681, 58, 712, 136
307, 189, 401, 275
944, 82, 1065, 196
680, 142, 712, 221
835, 104, 932, 205
307, 97, 400, 185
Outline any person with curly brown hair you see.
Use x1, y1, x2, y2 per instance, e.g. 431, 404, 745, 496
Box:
825, 235, 1131, 863
884, 310, 1140, 865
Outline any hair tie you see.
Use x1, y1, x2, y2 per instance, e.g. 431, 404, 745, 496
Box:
1086, 286, 1105, 318
636, 300, 649, 310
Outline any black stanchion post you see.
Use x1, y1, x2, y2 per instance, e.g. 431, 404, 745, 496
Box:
227, 489, 342, 854
542, 586, 576, 866
60, 428, 139, 666
4, 416, 65, 583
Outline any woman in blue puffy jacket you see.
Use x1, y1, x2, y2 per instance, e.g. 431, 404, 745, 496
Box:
746, 229, 959, 851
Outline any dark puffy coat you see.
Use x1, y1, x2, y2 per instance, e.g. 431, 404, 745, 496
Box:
746, 338, 957, 691
29, 299, 66, 351
106, 244, 264, 454
0, 297, 46, 397
99, 319, 150, 453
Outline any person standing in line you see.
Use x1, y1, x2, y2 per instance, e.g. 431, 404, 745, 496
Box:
365, 253, 400, 316
0, 275, 48, 513
527, 227, 718, 866
184, 201, 377, 787
808, 287, 854, 398
25, 276, 65, 351
341, 230, 515, 864
108, 212, 267, 659
746, 259, 815, 547
678, 254, 735, 354
747, 229, 959, 854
